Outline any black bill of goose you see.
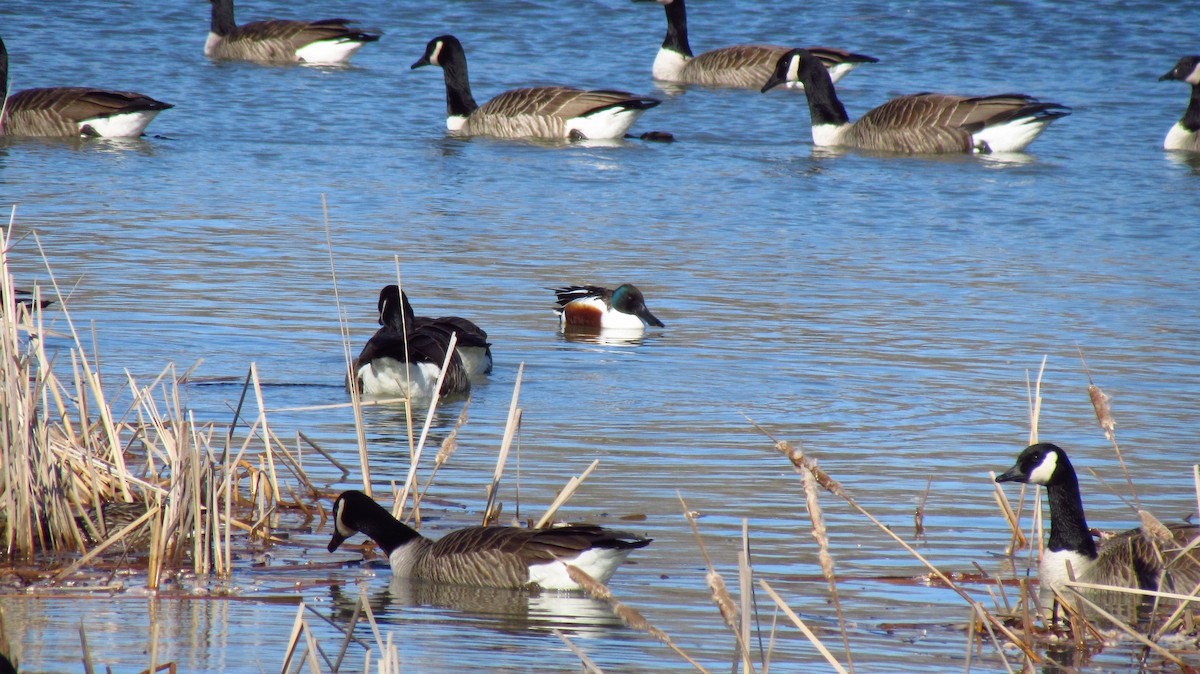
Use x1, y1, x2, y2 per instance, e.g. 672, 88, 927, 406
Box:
411, 35, 660, 141
762, 48, 1071, 154
1159, 56, 1200, 152
636, 0, 877, 89
379, 284, 493, 377
206, 0, 380, 65
350, 287, 472, 400
996, 442, 1200, 597
328, 490, 651, 590
0, 36, 172, 138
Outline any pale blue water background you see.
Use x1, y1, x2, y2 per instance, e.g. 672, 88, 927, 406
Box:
1, 0, 1198, 671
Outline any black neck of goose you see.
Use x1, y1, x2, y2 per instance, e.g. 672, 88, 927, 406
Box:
662, 0, 693, 57
1183, 84, 1200, 132
0, 37, 8, 105
438, 46, 479, 118
351, 498, 423, 556
798, 54, 850, 127
210, 0, 237, 36
1044, 458, 1098, 558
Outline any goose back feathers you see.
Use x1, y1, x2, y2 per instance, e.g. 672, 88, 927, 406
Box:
1160, 55, 1200, 152
763, 48, 1070, 154
411, 35, 659, 140
378, 285, 493, 377
0, 37, 172, 137
328, 490, 651, 589
996, 442, 1200, 596
206, 0, 380, 65
641, 0, 877, 89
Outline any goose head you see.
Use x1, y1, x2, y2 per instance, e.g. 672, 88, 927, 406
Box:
995, 442, 1073, 487
411, 35, 461, 71
1160, 56, 1200, 85
761, 48, 816, 93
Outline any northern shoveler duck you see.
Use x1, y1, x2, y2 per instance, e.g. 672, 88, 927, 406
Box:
553, 284, 664, 330
377, 285, 493, 377
350, 287, 471, 400
328, 490, 651, 589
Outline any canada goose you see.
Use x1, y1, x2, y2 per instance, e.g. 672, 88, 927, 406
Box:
1159, 56, 1200, 152
553, 284, 664, 330
637, 0, 878, 89
205, 0, 380, 65
378, 284, 493, 377
0, 36, 172, 138
411, 35, 660, 140
328, 490, 651, 589
996, 442, 1200, 596
350, 287, 471, 400
762, 49, 1071, 154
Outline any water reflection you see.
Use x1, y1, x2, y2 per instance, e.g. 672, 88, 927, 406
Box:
557, 326, 663, 347
328, 576, 623, 637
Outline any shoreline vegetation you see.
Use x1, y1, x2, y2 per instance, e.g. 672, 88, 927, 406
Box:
2, 216, 1197, 672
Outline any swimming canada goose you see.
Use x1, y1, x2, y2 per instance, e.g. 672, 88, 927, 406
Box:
1159, 56, 1200, 152
378, 284, 493, 377
205, 0, 380, 65
553, 284, 664, 331
350, 287, 471, 400
0, 36, 172, 137
996, 442, 1200, 597
411, 35, 660, 140
762, 48, 1071, 154
638, 0, 878, 89
328, 490, 651, 589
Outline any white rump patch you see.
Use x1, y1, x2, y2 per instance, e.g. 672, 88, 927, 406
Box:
528, 547, 634, 590
1027, 449, 1058, 485
296, 39, 365, 65
81, 110, 164, 137
357, 357, 441, 399
566, 107, 646, 141
972, 117, 1052, 153
651, 48, 688, 81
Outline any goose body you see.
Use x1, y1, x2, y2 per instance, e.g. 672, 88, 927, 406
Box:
641, 0, 877, 89
350, 287, 471, 400
0, 37, 171, 138
378, 285, 493, 377
411, 35, 659, 140
1159, 56, 1200, 152
206, 0, 379, 65
763, 49, 1070, 154
553, 284, 664, 331
996, 442, 1200, 595
328, 490, 651, 590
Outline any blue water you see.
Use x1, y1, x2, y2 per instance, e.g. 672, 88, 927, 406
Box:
1, 0, 1198, 671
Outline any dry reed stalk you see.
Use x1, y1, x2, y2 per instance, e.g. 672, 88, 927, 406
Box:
280, 602, 309, 674
1065, 588, 1186, 666
757, 580, 848, 674
768, 438, 1040, 663
676, 494, 752, 671
800, 464, 854, 673
990, 474, 1028, 554
534, 459, 599, 529
552, 629, 606, 674
51, 505, 159, 583
1025, 356, 1046, 446
417, 398, 471, 505
483, 362, 524, 526
738, 521, 757, 672
970, 603, 1016, 674
566, 565, 709, 673
79, 622, 95, 674
395, 331, 459, 523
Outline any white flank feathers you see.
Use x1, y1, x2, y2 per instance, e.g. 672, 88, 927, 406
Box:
972, 117, 1053, 153
567, 106, 645, 140
527, 547, 636, 590
295, 38, 366, 65
80, 110, 165, 137
356, 357, 441, 399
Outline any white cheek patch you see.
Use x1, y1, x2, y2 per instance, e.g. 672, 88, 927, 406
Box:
1027, 450, 1058, 485
429, 40, 444, 66
787, 54, 801, 84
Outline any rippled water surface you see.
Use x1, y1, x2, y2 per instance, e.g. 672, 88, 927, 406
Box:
1, 0, 1198, 671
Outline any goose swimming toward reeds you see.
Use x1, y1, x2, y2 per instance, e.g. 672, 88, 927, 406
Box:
637, 0, 877, 89
411, 35, 660, 140
327, 490, 651, 589
0, 36, 172, 137
996, 442, 1200, 597
553, 284, 664, 331
1159, 56, 1200, 152
762, 48, 1071, 154
205, 0, 380, 65
350, 287, 471, 400
378, 284, 493, 377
